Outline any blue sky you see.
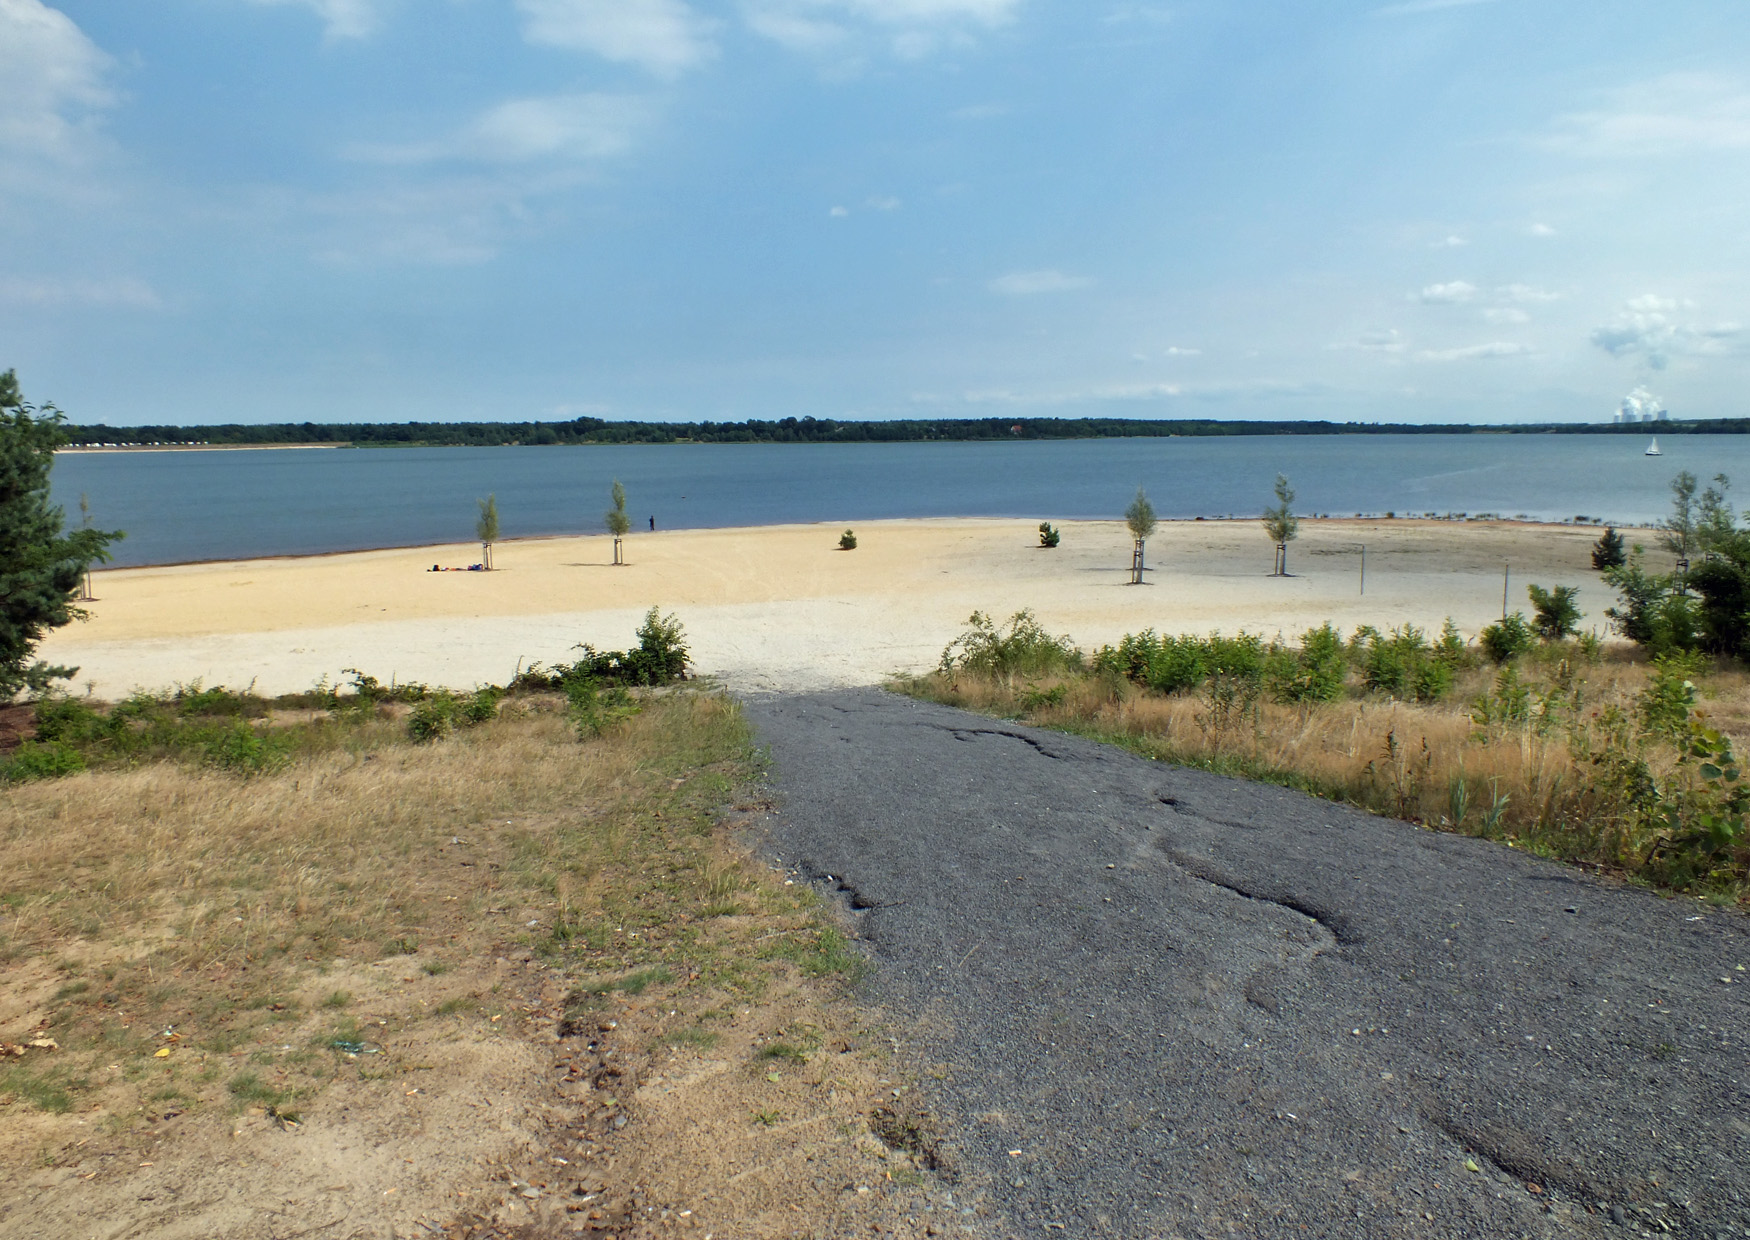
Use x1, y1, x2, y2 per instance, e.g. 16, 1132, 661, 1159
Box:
2, 0, 1747, 426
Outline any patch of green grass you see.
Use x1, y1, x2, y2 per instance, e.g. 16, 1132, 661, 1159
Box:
764, 926, 867, 981
662, 1027, 720, 1050
0, 1064, 81, 1113
752, 1109, 783, 1127
435, 996, 474, 1016
572, 966, 672, 999
52, 980, 90, 1001
756, 1042, 808, 1064
321, 990, 352, 1009
227, 1071, 289, 1107
421, 960, 449, 976
383, 937, 419, 956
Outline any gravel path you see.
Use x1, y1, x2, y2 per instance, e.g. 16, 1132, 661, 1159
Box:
744, 689, 1750, 1240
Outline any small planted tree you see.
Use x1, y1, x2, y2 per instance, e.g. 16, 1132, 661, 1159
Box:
839, 529, 857, 550
1, 370, 123, 699
1125, 487, 1157, 585
1038, 522, 1060, 548
1261, 473, 1299, 576
1661, 470, 1699, 587
1527, 583, 1583, 641
606, 480, 630, 565
1591, 526, 1626, 571
475, 494, 499, 570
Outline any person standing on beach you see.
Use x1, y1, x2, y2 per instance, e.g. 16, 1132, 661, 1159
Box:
649, 516, 655, 531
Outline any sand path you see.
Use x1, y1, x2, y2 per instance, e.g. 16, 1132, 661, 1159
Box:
39, 518, 1632, 697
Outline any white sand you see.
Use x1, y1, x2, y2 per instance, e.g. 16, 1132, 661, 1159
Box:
39, 518, 1631, 698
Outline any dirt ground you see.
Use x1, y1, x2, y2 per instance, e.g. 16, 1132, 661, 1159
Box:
1, 883, 988, 1240
0, 702, 992, 1240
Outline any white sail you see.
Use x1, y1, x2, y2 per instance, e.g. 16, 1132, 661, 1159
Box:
1645, 437, 1662, 456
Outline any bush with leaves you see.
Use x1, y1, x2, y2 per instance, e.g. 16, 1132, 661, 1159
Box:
1354, 624, 1455, 702
941, 609, 1081, 681
839, 529, 857, 550
1037, 522, 1060, 548
1263, 623, 1348, 703
0, 739, 85, 783
1527, 583, 1583, 641
511, 608, 690, 690
1479, 613, 1536, 664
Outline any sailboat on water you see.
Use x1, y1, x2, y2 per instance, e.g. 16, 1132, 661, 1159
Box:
1645, 436, 1662, 456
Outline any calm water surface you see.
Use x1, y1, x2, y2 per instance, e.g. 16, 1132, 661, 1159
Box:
50, 435, 1739, 567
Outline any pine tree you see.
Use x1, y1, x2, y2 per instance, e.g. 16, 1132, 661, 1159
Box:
1, 370, 123, 697
1591, 526, 1626, 571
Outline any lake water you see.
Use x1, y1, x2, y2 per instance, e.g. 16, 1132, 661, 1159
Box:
50, 435, 1740, 567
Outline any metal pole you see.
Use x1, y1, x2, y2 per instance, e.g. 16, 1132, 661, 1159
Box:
1359, 545, 1365, 596
1503, 561, 1509, 619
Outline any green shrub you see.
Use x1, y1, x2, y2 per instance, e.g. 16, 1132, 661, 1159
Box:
1527, 584, 1583, 641
838, 529, 857, 550
202, 719, 286, 774
31, 694, 118, 745
1037, 522, 1060, 548
567, 678, 639, 739
407, 696, 459, 742
1353, 625, 1452, 702
1639, 653, 1705, 740
1, 740, 85, 783
1264, 624, 1347, 703
1094, 630, 1266, 697
1479, 613, 1536, 664
941, 610, 1081, 680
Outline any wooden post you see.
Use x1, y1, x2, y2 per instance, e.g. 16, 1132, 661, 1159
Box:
1359, 544, 1365, 596
1502, 561, 1509, 619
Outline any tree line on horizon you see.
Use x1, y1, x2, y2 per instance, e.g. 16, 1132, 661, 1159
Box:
59, 414, 1750, 449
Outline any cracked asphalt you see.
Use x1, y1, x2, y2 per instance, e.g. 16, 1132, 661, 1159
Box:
743, 689, 1750, 1240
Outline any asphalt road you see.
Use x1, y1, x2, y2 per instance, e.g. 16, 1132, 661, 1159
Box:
743, 689, 1750, 1240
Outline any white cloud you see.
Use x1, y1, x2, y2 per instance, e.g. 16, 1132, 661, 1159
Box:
1546, 74, 1750, 158
0, 0, 115, 164
242, 0, 385, 40
1527, 222, 1557, 237
0, 274, 160, 309
1433, 234, 1468, 248
1483, 307, 1529, 325
1417, 341, 1529, 362
1337, 328, 1405, 353
1419, 280, 1476, 304
989, 269, 1092, 296
349, 94, 651, 165
1496, 283, 1560, 304
866, 195, 901, 210
1163, 345, 1200, 357
744, 0, 1019, 59
828, 204, 849, 216
1590, 294, 1745, 370
518, 0, 716, 77
1373, 0, 1497, 15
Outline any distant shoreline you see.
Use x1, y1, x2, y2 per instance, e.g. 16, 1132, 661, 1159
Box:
56, 415, 1734, 451
57, 443, 346, 454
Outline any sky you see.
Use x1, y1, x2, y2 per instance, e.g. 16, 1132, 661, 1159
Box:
2, 0, 1748, 427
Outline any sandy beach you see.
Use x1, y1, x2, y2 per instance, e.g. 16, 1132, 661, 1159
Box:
38, 517, 1636, 698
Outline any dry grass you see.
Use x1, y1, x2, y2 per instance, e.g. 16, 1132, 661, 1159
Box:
903, 647, 1750, 902
0, 691, 833, 1117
